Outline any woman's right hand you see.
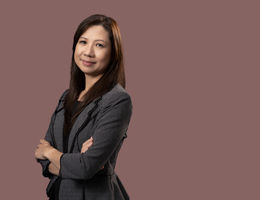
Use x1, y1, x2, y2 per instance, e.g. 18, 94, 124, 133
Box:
81, 137, 104, 170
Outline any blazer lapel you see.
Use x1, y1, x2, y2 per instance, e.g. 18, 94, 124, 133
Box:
67, 96, 102, 152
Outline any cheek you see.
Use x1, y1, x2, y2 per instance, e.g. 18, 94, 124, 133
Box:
73, 53, 78, 66
74, 47, 81, 62
100, 50, 111, 64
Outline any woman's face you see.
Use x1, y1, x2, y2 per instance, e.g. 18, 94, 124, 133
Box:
74, 25, 111, 78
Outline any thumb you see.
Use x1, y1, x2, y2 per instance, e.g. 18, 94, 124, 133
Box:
40, 139, 49, 144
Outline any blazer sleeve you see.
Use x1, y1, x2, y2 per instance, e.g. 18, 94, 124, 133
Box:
36, 114, 54, 179
59, 92, 133, 180
36, 89, 69, 178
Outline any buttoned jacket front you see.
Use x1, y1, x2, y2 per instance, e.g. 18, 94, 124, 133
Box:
37, 83, 132, 200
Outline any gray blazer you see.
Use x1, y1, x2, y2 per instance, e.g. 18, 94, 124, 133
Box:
37, 83, 133, 200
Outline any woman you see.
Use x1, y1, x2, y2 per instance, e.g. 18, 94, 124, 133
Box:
34, 14, 132, 200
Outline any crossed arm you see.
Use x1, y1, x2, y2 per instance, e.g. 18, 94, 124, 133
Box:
35, 92, 132, 179
35, 137, 96, 176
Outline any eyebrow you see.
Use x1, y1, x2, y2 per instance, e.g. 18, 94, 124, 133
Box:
79, 36, 106, 42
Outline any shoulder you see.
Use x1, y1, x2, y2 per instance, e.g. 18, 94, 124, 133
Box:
58, 89, 69, 101
58, 84, 132, 108
100, 83, 132, 110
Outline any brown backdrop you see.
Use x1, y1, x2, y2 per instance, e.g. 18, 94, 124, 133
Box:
0, 0, 259, 199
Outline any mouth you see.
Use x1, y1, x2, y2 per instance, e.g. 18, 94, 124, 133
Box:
81, 59, 96, 66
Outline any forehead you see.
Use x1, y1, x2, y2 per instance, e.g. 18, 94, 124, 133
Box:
80, 25, 110, 41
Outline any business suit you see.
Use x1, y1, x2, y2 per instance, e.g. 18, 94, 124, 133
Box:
37, 83, 132, 200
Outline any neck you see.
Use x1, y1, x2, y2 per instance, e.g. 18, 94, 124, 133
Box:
84, 73, 103, 92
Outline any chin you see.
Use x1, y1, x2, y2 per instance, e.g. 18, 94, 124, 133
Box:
78, 65, 94, 72
82, 70, 103, 78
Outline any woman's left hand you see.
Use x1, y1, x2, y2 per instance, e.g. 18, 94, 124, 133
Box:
35, 139, 54, 160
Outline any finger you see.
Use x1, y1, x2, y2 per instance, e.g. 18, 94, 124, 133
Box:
82, 141, 93, 150
38, 142, 46, 147
83, 137, 93, 143
82, 140, 91, 146
82, 138, 93, 146
82, 140, 93, 147
35, 150, 39, 158
81, 142, 93, 153
81, 146, 88, 153
40, 139, 48, 144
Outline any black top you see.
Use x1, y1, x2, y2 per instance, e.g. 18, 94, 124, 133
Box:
50, 100, 81, 200
63, 100, 81, 153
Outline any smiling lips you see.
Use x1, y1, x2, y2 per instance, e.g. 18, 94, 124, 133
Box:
81, 59, 96, 66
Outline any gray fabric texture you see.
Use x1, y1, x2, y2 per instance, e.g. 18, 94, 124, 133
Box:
37, 83, 132, 200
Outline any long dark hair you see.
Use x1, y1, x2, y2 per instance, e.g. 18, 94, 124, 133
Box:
64, 14, 125, 126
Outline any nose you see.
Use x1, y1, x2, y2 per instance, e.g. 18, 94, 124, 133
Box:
83, 44, 95, 57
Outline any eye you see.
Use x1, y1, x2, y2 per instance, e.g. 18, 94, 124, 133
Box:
79, 40, 86, 44
96, 43, 104, 47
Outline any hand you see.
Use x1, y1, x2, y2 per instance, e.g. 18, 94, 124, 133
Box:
81, 137, 104, 170
48, 163, 59, 176
81, 137, 94, 153
35, 139, 54, 160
